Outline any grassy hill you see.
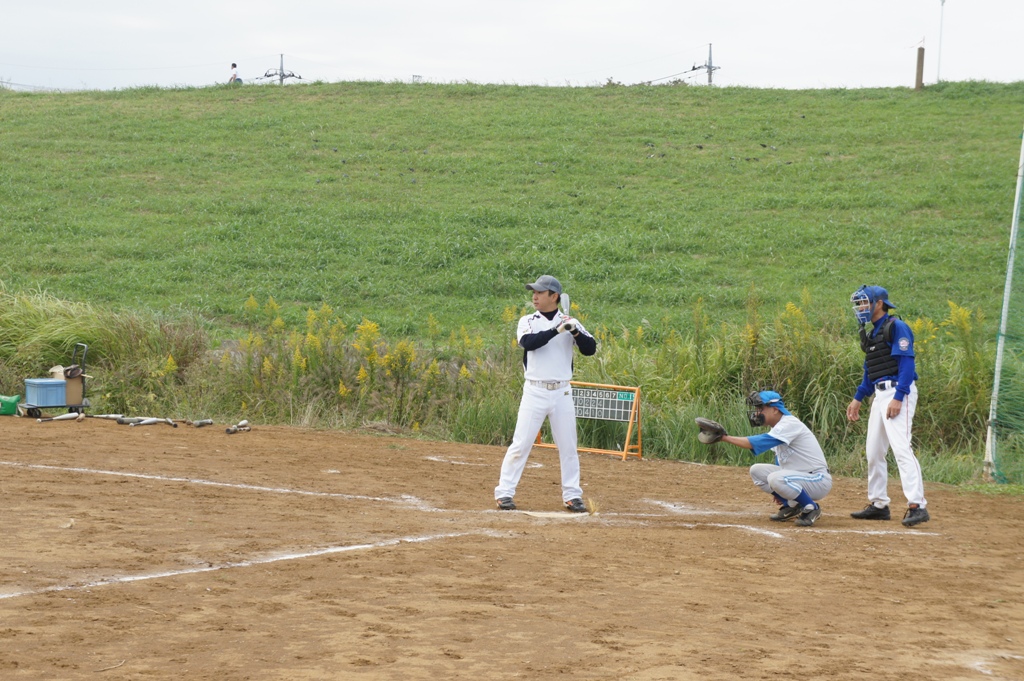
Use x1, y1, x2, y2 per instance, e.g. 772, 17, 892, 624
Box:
2, 80, 1023, 482
2, 80, 1022, 337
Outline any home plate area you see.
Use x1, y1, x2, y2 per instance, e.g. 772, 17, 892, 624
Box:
1, 419, 1020, 680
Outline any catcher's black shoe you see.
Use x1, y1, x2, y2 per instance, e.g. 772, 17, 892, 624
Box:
850, 504, 891, 520
795, 504, 822, 527
769, 503, 803, 522
496, 497, 516, 511
564, 498, 587, 513
902, 505, 930, 527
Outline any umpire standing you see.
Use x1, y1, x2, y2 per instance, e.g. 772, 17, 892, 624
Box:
846, 286, 930, 527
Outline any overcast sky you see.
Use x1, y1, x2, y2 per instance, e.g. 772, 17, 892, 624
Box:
2, 1, 1020, 91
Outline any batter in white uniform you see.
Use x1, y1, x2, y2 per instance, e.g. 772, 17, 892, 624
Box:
494, 275, 597, 512
846, 285, 930, 527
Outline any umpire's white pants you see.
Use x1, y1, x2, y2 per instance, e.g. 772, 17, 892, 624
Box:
750, 464, 832, 502
865, 383, 926, 508
495, 382, 583, 503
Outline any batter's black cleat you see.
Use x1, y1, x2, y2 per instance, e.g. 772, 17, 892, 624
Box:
850, 504, 891, 521
902, 505, 931, 527
795, 505, 822, 527
496, 497, 516, 511
769, 503, 803, 522
564, 498, 587, 513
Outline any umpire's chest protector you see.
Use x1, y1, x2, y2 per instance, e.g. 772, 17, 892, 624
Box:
861, 319, 900, 382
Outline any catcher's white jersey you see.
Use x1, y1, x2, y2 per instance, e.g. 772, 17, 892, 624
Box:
765, 415, 829, 473
516, 312, 592, 381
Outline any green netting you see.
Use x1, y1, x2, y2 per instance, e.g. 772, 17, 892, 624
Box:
988, 129, 1024, 484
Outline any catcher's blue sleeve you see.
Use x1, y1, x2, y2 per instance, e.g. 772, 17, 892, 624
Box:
748, 433, 784, 457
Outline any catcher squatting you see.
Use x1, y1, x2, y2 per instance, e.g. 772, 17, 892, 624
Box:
696, 392, 832, 527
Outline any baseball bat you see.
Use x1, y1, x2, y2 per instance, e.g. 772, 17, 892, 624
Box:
129, 418, 165, 427
37, 412, 83, 423
85, 414, 124, 420
225, 420, 251, 434
117, 417, 147, 425
128, 418, 177, 427
191, 419, 214, 428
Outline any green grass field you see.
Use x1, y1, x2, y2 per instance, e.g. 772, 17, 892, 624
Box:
2, 80, 1023, 482
2, 80, 1022, 335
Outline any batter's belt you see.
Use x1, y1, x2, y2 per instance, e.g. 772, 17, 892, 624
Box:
526, 379, 570, 391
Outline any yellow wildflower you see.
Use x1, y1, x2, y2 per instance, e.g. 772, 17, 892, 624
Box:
264, 296, 280, 318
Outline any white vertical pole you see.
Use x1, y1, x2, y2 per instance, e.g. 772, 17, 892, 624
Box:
937, 0, 946, 82
985, 124, 1024, 480
280, 54, 285, 85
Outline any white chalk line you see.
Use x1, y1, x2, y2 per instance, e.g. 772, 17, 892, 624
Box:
644, 499, 752, 517
805, 528, 942, 537
424, 455, 542, 469
0, 530, 504, 602
0, 460, 423, 507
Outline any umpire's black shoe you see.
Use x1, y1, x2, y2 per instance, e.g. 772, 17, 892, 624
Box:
769, 503, 803, 522
794, 505, 822, 527
902, 505, 931, 527
496, 497, 516, 511
565, 498, 587, 513
850, 504, 891, 520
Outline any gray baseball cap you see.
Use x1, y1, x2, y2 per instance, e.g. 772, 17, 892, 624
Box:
525, 275, 562, 294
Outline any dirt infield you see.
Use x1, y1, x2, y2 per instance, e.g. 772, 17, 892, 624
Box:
2, 418, 1023, 680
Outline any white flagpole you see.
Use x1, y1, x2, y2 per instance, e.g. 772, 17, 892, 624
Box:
985, 124, 1024, 480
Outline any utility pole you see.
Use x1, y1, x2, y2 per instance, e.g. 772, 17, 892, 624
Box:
915, 47, 925, 90
705, 44, 720, 85
937, 0, 946, 82
263, 54, 301, 85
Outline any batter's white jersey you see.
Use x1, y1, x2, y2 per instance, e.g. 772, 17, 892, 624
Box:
517, 311, 592, 381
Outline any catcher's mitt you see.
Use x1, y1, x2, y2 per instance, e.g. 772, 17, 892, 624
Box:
695, 417, 727, 444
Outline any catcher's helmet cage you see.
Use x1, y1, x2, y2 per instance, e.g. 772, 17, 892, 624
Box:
746, 390, 788, 427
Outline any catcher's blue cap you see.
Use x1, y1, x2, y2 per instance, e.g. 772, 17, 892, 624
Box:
526, 275, 562, 295
758, 391, 792, 416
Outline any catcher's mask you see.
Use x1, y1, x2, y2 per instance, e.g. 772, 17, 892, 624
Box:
851, 285, 896, 325
746, 390, 789, 427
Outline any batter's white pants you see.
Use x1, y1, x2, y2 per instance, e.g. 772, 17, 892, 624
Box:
750, 464, 833, 502
865, 383, 926, 508
495, 382, 583, 503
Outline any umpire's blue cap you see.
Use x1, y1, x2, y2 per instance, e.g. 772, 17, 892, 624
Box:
861, 285, 896, 310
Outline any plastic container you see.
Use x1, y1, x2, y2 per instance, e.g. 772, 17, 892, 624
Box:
0, 394, 19, 416
25, 378, 67, 407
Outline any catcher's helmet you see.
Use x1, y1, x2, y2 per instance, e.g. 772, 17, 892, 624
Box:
746, 390, 790, 427
851, 285, 896, 325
